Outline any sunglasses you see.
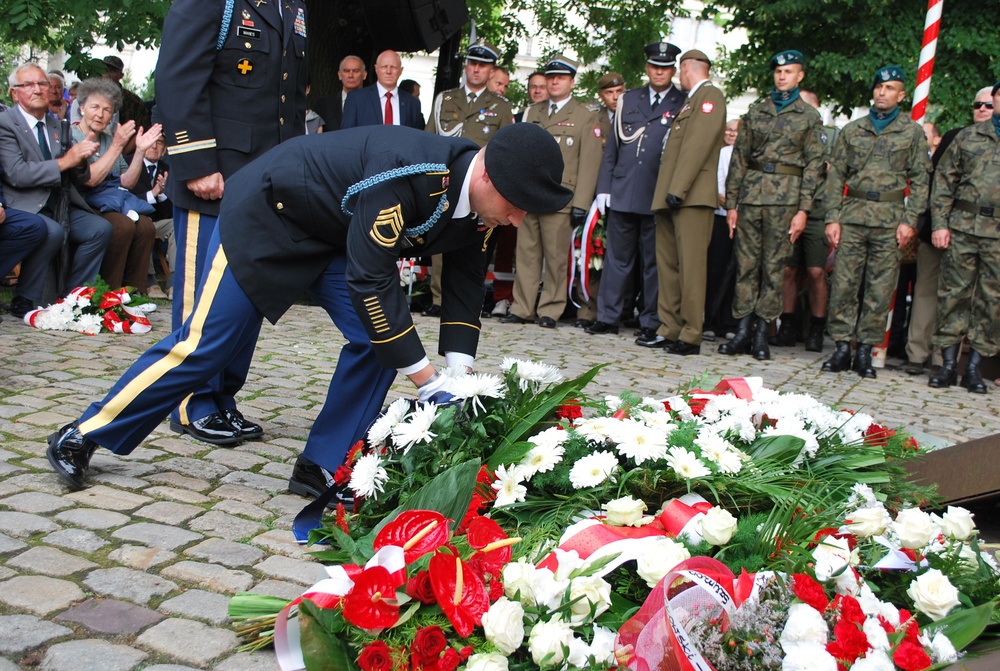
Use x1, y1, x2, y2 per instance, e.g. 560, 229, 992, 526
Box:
972, 101, 994, 110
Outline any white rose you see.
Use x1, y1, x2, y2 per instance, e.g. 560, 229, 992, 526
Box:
532, 567, 571, 611
465, 653, 509, 671
937, 506, 976, 541
906, 568, 961, 621
813, 535, 855, 582
567, 575, 612, 624
849, 650, 896, 671
603, 496, 647, 526
845, 506, 889, 538
636, 538, 691, 588
698, 507, 738, 545
893, 508, 938, 550
528, 617, 575, 667
502, 557, 538, 606
482, 597, 525, 655
781, 642, 837, 671
779, 603, 829, 647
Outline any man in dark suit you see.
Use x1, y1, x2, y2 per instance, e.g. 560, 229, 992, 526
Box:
341, 50, 423, 130
587, 42, 684, 346
128, 135, 173, 298
45, 124, 571, 498
156, 0, 308, 445
0, 63, 110, 318
313, 55, 367, 133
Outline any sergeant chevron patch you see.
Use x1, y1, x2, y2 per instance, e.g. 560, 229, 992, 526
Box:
370, 205, 404, 247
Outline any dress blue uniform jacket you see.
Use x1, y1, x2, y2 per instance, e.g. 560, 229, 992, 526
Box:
597, 85, 685, 215
341, 85, 424, 130
156, 0, 308, 215
220, 126, 490, 369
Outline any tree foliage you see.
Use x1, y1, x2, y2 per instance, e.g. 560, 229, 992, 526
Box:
703, 0, 1000, 131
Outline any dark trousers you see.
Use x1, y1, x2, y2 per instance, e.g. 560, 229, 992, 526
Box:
0, 207, 48, 279
16, 209, 111, 304
704, 213, 737, 332
595, 209, 659, 330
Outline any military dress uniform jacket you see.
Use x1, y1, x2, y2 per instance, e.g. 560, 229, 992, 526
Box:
824, 113, 931, 229
523, 99, 603, 212
651, 82, 727, 210
426, 88, 513, 149
597, 85, 685, 215
931, 119, 1000, 240
218, 127, 490, 369
156, 0, 308, 215
724, 96, 825, 211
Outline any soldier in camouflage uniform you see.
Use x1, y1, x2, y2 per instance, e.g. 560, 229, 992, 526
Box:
927, 81, 1000, 394
719, 50, 825, 361
822, 65, 932, 378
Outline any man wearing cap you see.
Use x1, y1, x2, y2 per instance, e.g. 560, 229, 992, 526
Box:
822, 65, 931, 378
718, 50, 825, 362
155, 0, 308, 445
101, 55, 149, 133
424, 41, 514, 318
650, 49, 727, 355
587, 42, 684, 346
501, 55, 603, 329
45, 123, 572, 493
925, 80, 1000, 394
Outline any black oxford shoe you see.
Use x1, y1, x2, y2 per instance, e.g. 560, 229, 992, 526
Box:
635, 327, 667, 348
667, 340, 701, 356
499, 313, 530, 324
421, 304, 442, 317
170, 412, 242, 445
288, 455, 355, 509
47, 424, 98, 490
223, 409, 264, 440
538, 316, 557, 329
11, 295, 33, 319
585, 321, 619, 335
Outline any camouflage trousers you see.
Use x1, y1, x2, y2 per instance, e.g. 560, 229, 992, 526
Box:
731, 204, 796, 321
827, 223, 901, 344
933, 229, 1000, 357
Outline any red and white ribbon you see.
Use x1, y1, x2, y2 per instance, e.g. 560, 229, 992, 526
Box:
911, 0, 942, 125
568, 200, 602, 307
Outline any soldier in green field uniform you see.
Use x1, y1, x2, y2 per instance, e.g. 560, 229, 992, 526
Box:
822, 65, 932, 378
719, 50, 825, 361
927, 80, 1000, 394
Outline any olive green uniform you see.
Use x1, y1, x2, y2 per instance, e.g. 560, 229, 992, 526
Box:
794, 124, 839, 269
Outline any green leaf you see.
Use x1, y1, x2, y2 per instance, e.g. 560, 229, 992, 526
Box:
923, 599, 998, 652
298, 600, 357, 671
372, 458, 481, 535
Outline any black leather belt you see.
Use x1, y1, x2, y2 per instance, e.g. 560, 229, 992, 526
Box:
748, 161, 803, 177
953, 199, 997, 218
845, 188, 906, 203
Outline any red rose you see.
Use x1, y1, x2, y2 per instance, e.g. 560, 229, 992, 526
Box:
358, 641, 395, 671
792, 573, 829, 613
892, 640, 932, 671
406, 570, 437, 604
412, 626, 448, 665
438, 648, 461, 671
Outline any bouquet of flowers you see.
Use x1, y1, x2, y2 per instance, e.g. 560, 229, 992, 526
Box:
23, 278, 156, 335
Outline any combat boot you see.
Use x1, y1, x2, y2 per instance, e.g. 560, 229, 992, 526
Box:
769, 312, 796, 346
805, 316, 826, 352
752, 315, 771, 361
961, 349, 988, 394
854, 344, 876, 379
822, 341, 852, 372
718, 315, 753, 355
928, 344, 959, 388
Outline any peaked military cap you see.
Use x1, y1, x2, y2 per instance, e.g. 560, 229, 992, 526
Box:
872, 65, 905, 88
484, 124, 573, 213
770, 50, 803, 69
598, 72, 625, 90
544, 55, 578, 77
467, 41, 499, 65
644, 41, 681, 67
680, 49, 712, 66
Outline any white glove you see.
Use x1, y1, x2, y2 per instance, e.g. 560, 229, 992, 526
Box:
595, 193, 611, 215
416, 372, 458, 404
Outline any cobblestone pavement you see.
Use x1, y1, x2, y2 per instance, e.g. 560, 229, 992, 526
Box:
1, 303, 997, 669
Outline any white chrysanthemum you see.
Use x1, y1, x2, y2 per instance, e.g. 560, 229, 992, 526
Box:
492, 464, 528, 507
603, 395, 625, 411
574, 416, 620, 442
500, 357, 563, 391
613, 421, 667, 465
390, 402, 438, 452
664, 396, 695, 421
519, 442, 566, 479
762, 417, 821, 459
634, 409, 678, 435
847, 483, 879, 508
568, 451, 619, 489
640, 397, 667, 412
696, 431, 745, 474
838, 410, 874, 444
451, 373, 505, 415
348, 453, 389, 499
76, 313, 104, 335
666, 446, 711, 480
366, 398, 411, 446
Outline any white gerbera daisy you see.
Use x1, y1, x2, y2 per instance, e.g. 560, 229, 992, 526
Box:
492, 464, 528, 507
695, 432, 743, 474
665, 446, 711, 480
519, 441, 566, 478
574, 416, 620, 442
349, 453, 389, 499
391, 402, 438, 452
613, 422, 667, 465
366, 398, 411, 446
500, 357, 564, 391
568, 451, 619, 489
450, 373, 505, 415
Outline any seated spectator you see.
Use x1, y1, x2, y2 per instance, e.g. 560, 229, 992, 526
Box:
0, 179, 49, 321
47, 72, 69, 120
0, 62, 112, 318
72, 77, 158, 294
127, 135, 174, 298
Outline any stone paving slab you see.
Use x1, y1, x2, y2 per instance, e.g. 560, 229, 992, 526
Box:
54, 598, 164, 635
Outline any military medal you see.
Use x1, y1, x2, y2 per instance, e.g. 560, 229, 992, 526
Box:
237, 58, 253, 75
294, 7, 307, 36
566, 137, 574, 147
661, 115, 668, 125
483, 126, 490, 134
242, 9, 250, 19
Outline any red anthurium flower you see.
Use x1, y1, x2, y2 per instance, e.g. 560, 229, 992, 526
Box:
342, 565, 400, 630
375, 510, 451, 565
467, 517, 520, 581
792, 573, 829, 612
429, 548, 490, 637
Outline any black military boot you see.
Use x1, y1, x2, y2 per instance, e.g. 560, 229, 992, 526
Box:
928, 344, 959, 388
854, 344, 877, 378
46, 424, 98, 490
961, 350, 988, 394
769, 312, 796, 347
822, 341, 852, 372
752, 315, 771, 361
718, 315, 753, 355
805, 316, 826, 352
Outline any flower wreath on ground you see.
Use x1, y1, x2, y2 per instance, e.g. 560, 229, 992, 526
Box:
23, 277, 156, 335
230, 360, 1000, 671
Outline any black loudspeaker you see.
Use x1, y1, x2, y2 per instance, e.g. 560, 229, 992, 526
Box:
362, 0, 469, 53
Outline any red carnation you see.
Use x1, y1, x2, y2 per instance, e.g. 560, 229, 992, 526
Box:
555, 402, 583, 421
903, 436, 919, 450
864, 423, 896, 447
792, 573, 829, 612
892, 640, 933, 671
832, 619, 870, 662
406, 570, 437, 604
438, 648, 461, 671
358, 641, 395, 671
839, 595, 865, 626
459, 647, 473, 661
334, 464, 353, 486
412, 626, 448, 665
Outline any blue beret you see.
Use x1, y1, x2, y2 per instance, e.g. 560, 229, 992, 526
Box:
770, 50, 804, 69
872, 65, 906, 88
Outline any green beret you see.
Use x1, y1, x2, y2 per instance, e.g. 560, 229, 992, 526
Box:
872, 65, 905, 88
770, 50, 803, 69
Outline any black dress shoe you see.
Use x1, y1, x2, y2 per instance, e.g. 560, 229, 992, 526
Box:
667, 340, 701, 356
500, 313, 530, 324
170, 412, 242, 445
635, 327, 667, 348
538, 316, 557, 329
11, 295, 33, 319
585, 321, 618, 335
288, 455, 354, 509
47, 424, 98, 490
421, 304, 442, 317
574, 319, 593, 329
223, 409, 264, 440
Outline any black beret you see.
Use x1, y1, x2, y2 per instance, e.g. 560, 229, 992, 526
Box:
644, 42, 681, 67
484, 124, 572, 213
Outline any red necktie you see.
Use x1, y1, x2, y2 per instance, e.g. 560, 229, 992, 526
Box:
384, 91, 393, 125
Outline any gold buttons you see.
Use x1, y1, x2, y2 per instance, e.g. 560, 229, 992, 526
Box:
283, 50, 287, 57
279, 118, 284, 125
276, 202, 284, 210
282, 72, 288, 80
281, 95, 286, 103
245, 42, 252, 49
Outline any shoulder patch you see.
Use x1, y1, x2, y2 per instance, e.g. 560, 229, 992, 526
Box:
701, 101, 714, 114
370, 205, 404, 248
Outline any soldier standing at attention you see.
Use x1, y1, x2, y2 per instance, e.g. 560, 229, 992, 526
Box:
501, 56, 603, 329
650, 49, 727, 355
927, 79, 1000, 394
719, 50, 825, 361
424, 41, 514, 318
822, 65, 931, 378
